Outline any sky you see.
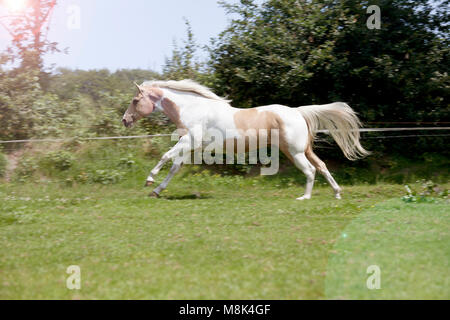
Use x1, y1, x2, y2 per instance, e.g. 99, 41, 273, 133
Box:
0, 0, 245, 72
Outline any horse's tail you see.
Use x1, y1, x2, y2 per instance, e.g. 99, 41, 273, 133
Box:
297, 102, 370, 160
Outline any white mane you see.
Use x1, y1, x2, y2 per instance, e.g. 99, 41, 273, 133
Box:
142, 79, 231, 103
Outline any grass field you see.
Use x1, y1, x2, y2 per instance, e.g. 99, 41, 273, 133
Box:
0, 169, 448, 299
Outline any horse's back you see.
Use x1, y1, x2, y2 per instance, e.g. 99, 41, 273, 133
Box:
255, 104, 310, 151
231, 104, 309, 149
253, 104, 308, 130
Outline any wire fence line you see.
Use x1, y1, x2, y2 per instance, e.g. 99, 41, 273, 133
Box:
315, 127, 450, 133
0, 127, 449, 145
358, 134, 450, 139
366, 121, 450, 124
0, 134, 173, 144
1, 133, 447, 162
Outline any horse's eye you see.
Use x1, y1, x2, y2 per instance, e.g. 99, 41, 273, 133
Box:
132, 98, 139, 105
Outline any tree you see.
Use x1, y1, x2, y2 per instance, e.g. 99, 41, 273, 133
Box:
163, 18, 211, 83
0, 59, 42, 141
0, 0, 59, 141
2, 0, 59, 71
211, 0, 448, 120
211, 0, 346, 106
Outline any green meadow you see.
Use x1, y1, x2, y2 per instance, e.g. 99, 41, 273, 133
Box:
1, 164, 448, 299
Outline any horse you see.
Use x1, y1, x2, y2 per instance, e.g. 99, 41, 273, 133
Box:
122, 79, 369, 200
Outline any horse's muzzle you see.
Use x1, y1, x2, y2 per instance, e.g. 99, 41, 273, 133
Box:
122, 118, 132, 128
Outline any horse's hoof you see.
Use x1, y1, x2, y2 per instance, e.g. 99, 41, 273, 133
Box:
149, 191, 160, 198
144, 180, 154, 187
335, 194, 342, 200
296, 196, 311, 201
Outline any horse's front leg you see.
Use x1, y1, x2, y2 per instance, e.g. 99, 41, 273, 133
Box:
150, 127, 204, 197
150, 160, 184, 197
145, 156, 169, 186
151, 141, 195, 197
145, 134, 191, 186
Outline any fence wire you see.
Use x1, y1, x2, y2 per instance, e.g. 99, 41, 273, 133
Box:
0, 127, 449, 145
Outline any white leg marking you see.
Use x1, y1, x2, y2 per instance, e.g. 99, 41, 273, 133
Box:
152, 162, 183, 195
145, 135, 191, 186
322, 170, 342, 199
293, 153, 316, 200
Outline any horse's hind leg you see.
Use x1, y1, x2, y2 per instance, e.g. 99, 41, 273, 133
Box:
291, 152, 316, 200
305, 148, 342, 199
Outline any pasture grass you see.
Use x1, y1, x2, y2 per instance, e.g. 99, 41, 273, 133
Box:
0, 172, 448, 299
325, 199, 449, 299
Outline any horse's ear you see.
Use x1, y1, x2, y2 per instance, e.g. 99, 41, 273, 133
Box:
134, 82, 144, 95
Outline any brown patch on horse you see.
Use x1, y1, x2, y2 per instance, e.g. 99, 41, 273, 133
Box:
305, 147, 328, 173
233, 109, 292, 161
148, 87, 163, 102
305, 143, 328, 173
302, 115, 328, 173
233, 109, 278, 133
161, 97, 187, 132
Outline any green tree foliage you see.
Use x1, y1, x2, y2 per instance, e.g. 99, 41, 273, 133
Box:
48, 68, 160, 101
47, 68, 169, 135
0, 62, 162, 141
0, 64, 41, 141
162, 19, 216, 87
0, 66, 85, 141
212, 0, 344, 106
163, 19, 202, 81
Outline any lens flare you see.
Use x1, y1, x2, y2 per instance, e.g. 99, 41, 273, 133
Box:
3, 0, 28, 12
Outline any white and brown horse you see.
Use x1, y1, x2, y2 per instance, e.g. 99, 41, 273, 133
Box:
122, 79, 369, 199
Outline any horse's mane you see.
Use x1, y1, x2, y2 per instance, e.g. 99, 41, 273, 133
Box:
142, 79, 231, 103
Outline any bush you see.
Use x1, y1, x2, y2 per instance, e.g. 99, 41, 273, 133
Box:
89, 169, 124, 185
14, 157, 38, 182
41, 151, 74, 171
89, 107, 126, 136
70, 169, 124, 185
118, 154, 136, 168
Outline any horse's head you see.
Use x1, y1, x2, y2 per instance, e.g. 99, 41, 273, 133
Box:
122, 83, 163, 128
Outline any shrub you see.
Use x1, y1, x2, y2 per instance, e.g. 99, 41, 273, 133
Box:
118, 154, 136, 168
14, 157, 38, 182
41, 151, 74, 171
89, 107, 125, 136
89, 169, 124, 185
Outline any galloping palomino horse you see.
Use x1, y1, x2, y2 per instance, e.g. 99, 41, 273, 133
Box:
122, 80, 369, 200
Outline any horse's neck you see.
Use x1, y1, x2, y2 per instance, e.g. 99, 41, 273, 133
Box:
160, 89, 188, 113
160, 89, 230, 128
158, 89, 203, 129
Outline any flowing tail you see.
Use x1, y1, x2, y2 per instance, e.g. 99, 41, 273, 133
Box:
297, 102, 370, 160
